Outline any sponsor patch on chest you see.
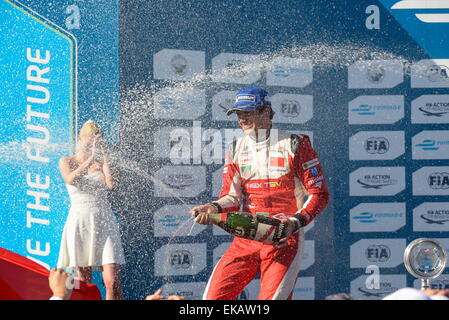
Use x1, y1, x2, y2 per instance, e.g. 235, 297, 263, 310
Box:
240, 165, 252, 178
269, 157, 285, 167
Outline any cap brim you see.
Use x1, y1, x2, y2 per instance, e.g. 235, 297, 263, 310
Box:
226, 101, 259, 116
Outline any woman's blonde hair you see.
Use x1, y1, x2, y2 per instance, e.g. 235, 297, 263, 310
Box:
79, 120, 102, 137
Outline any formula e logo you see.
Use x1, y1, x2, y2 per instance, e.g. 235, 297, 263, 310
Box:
349, 96, 404, 124
352, 104, 374, 115
280, 100, 300, 118
273, 65, 291, 78
428, 172, 449, 189
365, 137, 389, 154
158, 97, 179, 110
366, 245, 391, 262
412, 131, 449, 159
170, 250, 192, 269
350, 203, 406, 232
391, 0, 449, 23
415, 139, 439, 151
353, 212, 376, 223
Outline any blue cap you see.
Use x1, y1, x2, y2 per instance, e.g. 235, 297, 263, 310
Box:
226, 86, 271, 116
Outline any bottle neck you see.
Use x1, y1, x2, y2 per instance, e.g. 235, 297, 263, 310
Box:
207, 213, 225, 224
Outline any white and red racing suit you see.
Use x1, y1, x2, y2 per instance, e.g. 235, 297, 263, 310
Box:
203, 130, 329, 300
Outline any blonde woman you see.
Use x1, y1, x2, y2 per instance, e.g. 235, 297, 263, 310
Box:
57, 120, 125, 300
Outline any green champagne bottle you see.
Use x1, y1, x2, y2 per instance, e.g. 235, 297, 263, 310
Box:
194, 211, 286, 245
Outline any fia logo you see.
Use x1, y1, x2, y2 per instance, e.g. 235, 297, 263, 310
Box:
365, 137, 390, 154
430, 279, 449, 290
170, 250, 192, 269
280, 100, 300, 118
391, 0, 449, 23
428, 172, 449, 189
366, 245, 391, 262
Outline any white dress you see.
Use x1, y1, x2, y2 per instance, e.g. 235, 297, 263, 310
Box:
57, 171, 125, 269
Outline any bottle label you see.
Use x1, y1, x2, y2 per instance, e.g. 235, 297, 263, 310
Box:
233, 226, 247, 237
253, 223, 278, 243
218, 212, 285, 244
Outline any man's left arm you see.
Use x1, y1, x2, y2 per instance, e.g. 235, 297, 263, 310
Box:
290, 135, 330, 229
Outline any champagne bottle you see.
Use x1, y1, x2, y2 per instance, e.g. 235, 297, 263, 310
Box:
194, 211, 286, 245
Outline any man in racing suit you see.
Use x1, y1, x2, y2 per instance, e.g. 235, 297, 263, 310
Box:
190, 86, 329, 300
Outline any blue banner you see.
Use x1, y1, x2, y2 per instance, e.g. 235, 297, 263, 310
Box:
0, 0, 75, 268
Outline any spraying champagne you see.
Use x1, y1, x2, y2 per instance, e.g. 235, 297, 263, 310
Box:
193, 211, 287, 245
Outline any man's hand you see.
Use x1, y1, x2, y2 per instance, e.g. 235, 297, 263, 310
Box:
48, 268, 72, 300
422, 289, 449, 297
167, 294, 185, 300
189, 203, 218, 225
146, 289, 185, 300
274, 218, 300, 249
145, 289, 164, 300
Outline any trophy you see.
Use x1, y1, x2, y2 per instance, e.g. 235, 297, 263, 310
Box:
403, 238, 447, 289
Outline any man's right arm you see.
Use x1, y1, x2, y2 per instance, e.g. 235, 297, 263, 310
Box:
213, 141, 242, 212
189, 141, 242, 223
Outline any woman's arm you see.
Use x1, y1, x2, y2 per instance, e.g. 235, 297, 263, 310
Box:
101, 153, 115, 189
59, 155, 94, 186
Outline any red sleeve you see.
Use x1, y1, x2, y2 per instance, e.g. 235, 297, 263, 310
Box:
293, 135, 329, 225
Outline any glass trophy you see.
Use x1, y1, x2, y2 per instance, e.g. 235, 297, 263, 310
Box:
404, 238, 447, 289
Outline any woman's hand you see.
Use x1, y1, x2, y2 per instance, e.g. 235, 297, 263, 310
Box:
92, 135, 104, 162
92, 134, 103, 148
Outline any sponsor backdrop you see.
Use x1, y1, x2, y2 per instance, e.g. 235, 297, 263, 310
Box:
1, 0, 449, 300
119, 0, 449, 300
